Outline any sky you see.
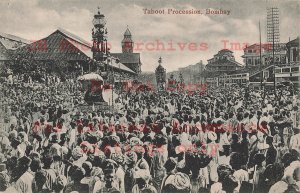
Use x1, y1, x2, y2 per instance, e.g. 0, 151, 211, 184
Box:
0, 0, 299, 72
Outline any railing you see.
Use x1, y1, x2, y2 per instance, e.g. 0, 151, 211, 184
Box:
275, 65, 300, 74
249, 64, 274, 76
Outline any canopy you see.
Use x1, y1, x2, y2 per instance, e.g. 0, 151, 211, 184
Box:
77, 73, 103, 81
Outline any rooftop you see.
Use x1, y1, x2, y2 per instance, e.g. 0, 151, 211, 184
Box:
15, 28, 135, 74
0, 32, 30, 50
55, 28, 92, 48
0, 32, 31, 44
111, 53, 141, 64
286, 37, 299, 46
206, 58, 243, 67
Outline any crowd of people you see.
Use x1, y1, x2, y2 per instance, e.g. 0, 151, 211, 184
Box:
0, 74, 300, 193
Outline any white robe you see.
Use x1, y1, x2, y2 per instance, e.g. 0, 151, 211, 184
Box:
290, 133, 300, 153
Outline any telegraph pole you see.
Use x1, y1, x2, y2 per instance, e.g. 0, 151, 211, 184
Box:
111, 58, 114, 110
272, 8, 276, 96
259, 21, 263, 90
267, 7, 279, 96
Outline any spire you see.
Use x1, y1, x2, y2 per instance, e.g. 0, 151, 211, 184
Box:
124, 27, 131, 36
122, 26, 133, 53
156, 57, 165, 72
158, 57, 162, 65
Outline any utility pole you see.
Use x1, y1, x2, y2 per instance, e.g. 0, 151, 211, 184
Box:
259, 21, 263, 90
267, 7, 279, 96
111, 59, 114, 110
272, 8, 276, 96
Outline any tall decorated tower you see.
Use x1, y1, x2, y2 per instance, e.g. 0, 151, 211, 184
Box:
92, 7, 108, 71
178, 72, 185, 91
78, 7, 109, 106
167, 74, 177, 92
155, 57, 166, 91
122, 26, 134, 53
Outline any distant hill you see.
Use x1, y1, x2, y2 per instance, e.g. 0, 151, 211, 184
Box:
167, 61, 205, 84
137, 72, 156, 85
138, 61, 206, 86
138, 61, 205, 86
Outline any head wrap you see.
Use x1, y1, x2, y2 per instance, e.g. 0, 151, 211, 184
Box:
133, 145, 145, 155
80, 141, 93, 153
72, 147, 84, 160
217, 164, 233, 182
164, 172, 190, 190
133, 168, 151, 181
125, 151, 138, 165
55, 175, 67, 190
61, 146, 68, 155
49, 143, 62, 157
0, 153, 6, 163
111, 152, 124, 165
175, 145, 186, 154
91, 167, 103, 177
283, 161, 300, 184
130, 137, 142, 147
207, 131, 217, 142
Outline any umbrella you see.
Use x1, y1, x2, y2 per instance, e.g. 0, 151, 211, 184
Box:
77, 73, 103, 81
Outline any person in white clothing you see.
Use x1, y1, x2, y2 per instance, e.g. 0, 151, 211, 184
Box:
289, 126, 300, 153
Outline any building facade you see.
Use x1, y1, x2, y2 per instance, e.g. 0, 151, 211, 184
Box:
286, 37, 299, 65
275, 65, 299, 87
111, 27, 142, 75
242, 43, 286, 67
277, 37, 300, 87
205, 49, 243, 74
203, 49, 243, 84
206, 37, 300, 89
0, 7, 143, 84
14, 28, 136, 80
